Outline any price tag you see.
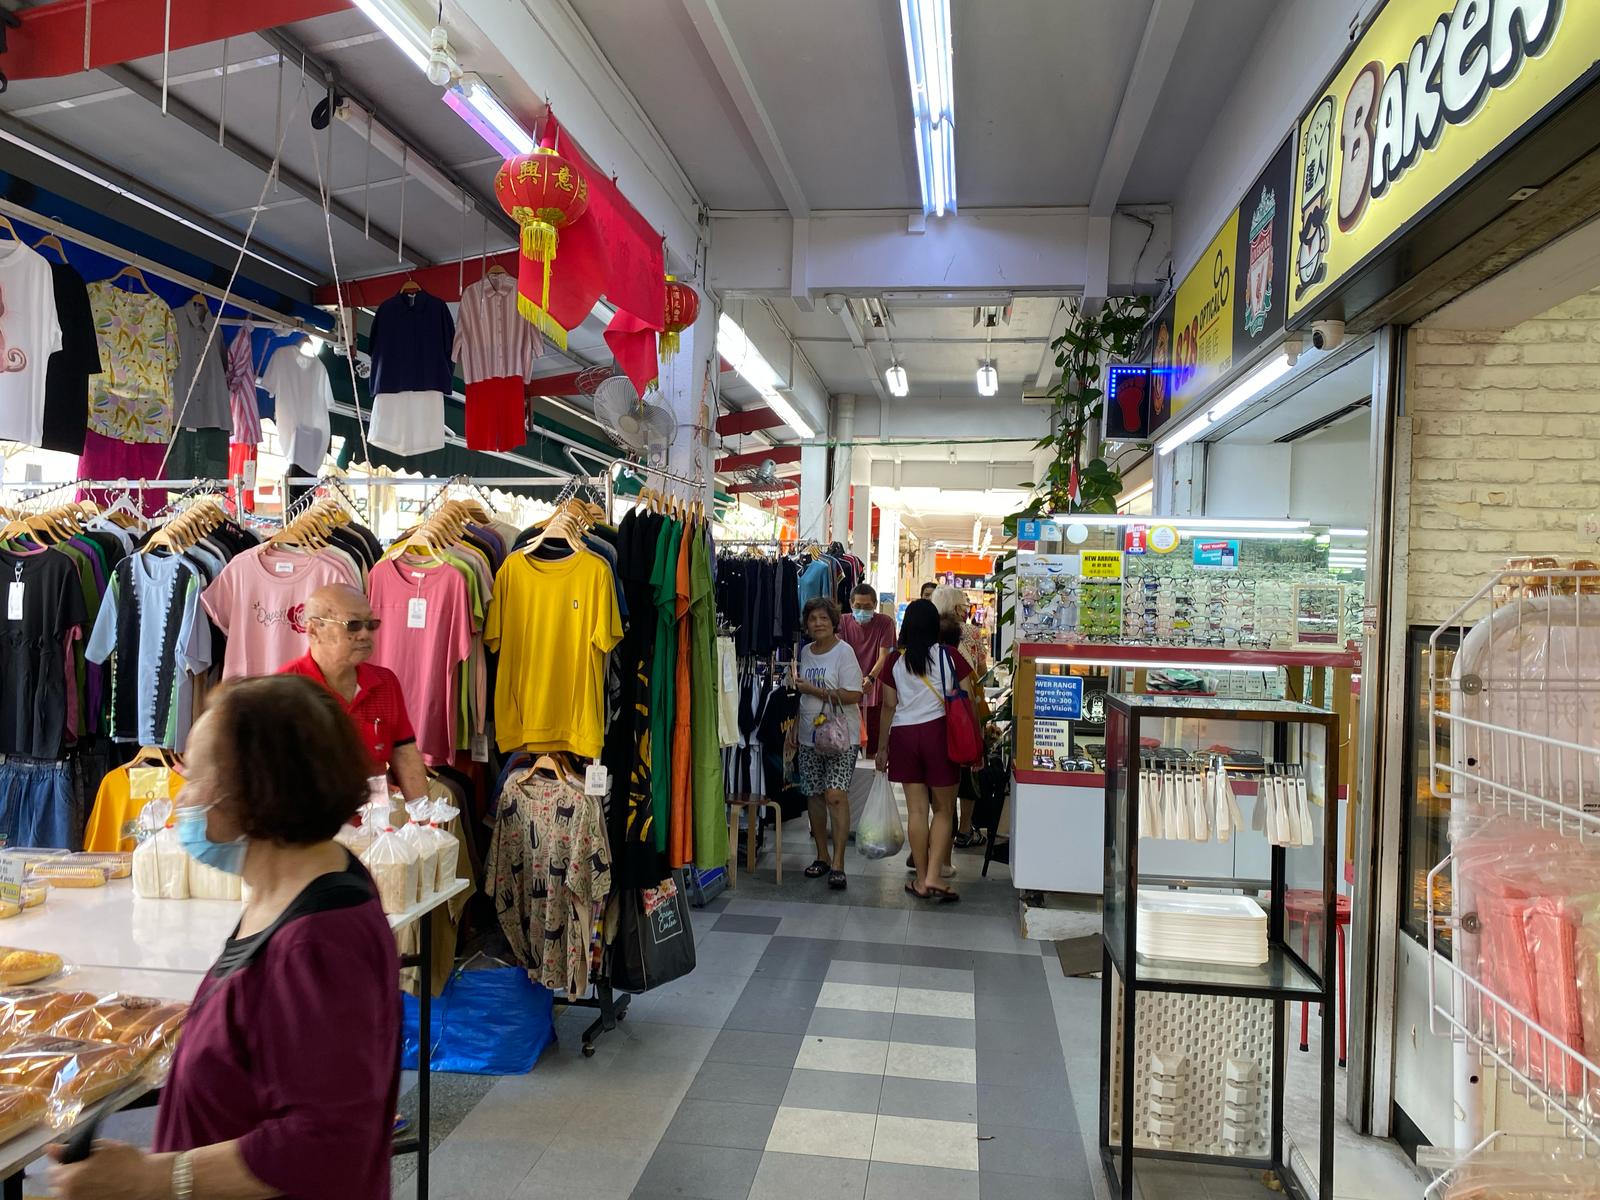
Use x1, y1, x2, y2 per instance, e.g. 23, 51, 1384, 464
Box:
469, 733, 489, 763
6, 582, 21, 621
128, 765, 171, 802
584, 764, 609, 796
0, 858, 21, 907
407, 597, 427, 629
242, 459, 258, 490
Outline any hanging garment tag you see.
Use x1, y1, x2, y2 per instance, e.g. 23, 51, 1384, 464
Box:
273, 560, 294, 574
6, 582, 21, 621
585, 764, 609, 796
407, 597, 428, 629
242, 459, 258, 490
469, 733, 489, 763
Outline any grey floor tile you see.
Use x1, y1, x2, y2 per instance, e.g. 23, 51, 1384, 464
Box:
901, 944, 978, 971
662, 1098, 780, 1150
783, 1067, 884, 1114
891, 1013, 978, 1049
754, 939, 839, 980
724, 999, 817, 1034
707, 1028, 805, 1069
977, 1082, 1079, 1132
738, 975, 827, 1008
809, 1006, 895, 1041
900, 964, 976, 992
866, 1162, 978, 1200
611, 1020, 720, 1063
841, 907, 911, 945
978, 1018, 1063, 1058
826, 959, 902, 987
976, 990, 1058, 1029
633, 1142, 763, 1200
978, 1168, 1085, 1199
688, 1060, 794, 1105
878, 1075, 978, 1123
749, 1150, 870, 1200
627, 989, 740, 1029
976, 1123, 1088, 1181
976, 1047, 1071, 1089
715, 913, 783, 934
833, 939, 910, 966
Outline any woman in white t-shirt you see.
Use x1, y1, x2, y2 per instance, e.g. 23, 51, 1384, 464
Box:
789, 596, 864, 890
873, 599, 974, 902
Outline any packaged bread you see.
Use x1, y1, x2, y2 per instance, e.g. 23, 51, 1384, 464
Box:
397, 805, 443, 899
0, 1084, 45, 1144
51, 996, 187, 1060
21, 884, 46, 911
360, 827, 417, 915
132, 801, 187, 901
67, 853, 131, 880
0, 1035, 140, 1125
0, 902, 18, 922
428, 799, 462, 890
0, 951, 63, 987
0, 990, 100, 1039
29, 864, 108, 889
187, 858, 241, 901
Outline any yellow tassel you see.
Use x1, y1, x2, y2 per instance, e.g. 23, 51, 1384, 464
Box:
517, 292, 568, 351
521, 221, 558, 262
659, 329, 681, 360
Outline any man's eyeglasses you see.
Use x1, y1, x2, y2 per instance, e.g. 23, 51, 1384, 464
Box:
312, 616, 382, 633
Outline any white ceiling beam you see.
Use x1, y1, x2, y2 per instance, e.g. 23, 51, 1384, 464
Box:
679, 0, 810, 219
824, 294, 892, 406
1082, 214, 1112, 316
791, 217, 813, 312
1034, 300, 1074, 389
1089, 0, 1196, 218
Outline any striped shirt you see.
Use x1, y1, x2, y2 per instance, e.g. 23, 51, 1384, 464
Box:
452, 272, 542, 385
226, 326, 264, 445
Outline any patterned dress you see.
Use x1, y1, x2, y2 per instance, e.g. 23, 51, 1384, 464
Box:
486, 772, 612, 995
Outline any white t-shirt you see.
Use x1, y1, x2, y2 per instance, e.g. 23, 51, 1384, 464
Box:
887, 647, 965, 727
796, 638, 864, 747
0, 242, 63, 445
259, 348, 333, 470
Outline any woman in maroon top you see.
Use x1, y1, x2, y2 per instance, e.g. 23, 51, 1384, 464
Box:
49, 675, 399, 1200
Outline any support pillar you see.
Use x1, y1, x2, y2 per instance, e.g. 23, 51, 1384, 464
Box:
852, 478, 872, 571
799, 442, 829, 545
663, 291, 717, 510
875, 507, 900, 602
830, 394, 855, 547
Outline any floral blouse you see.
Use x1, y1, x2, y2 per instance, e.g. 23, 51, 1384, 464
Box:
87, 282, 178, 444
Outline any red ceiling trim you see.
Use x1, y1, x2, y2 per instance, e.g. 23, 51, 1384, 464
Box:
716, 407, 784, 436
715, 446, 800, 473
312, 252, 521, 308
3, 0, 350, 80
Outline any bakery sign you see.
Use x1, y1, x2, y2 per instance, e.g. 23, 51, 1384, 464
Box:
1288, 0, 1600, 321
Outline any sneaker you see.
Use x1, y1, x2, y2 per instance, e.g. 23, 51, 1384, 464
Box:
941, 864, 958, 880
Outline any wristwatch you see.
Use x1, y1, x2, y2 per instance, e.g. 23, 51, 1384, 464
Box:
172, 1151, 194, 1200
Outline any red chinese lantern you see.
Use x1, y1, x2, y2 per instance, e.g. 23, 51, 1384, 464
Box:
660, 275, 699, 362
494, 147, 590, 345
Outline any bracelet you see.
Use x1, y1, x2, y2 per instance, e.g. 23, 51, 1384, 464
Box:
172, 1151, 194, 1200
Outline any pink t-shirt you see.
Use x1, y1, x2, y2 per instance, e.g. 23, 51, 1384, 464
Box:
366, 559, 471, 765
840, 611, 897, 708
200, 546, 360, 679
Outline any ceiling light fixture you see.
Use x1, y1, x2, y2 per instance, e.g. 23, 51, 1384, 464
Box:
1118, 480, 1154, 505
1155, 349, 1298, 456
1046, 514, 1311, 531
886, 363, 910, 397
717, 312, 816, 439
1328, 527, 1369, 538
351, 0, 434, 74
445, 75, 534, 157
299, 335, 325, 359
976, 360, 998, 397
898, 0, 956, 217
336, 97, 469, 212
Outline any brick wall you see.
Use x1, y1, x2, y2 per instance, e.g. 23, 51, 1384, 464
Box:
1405, 289, 1600, 625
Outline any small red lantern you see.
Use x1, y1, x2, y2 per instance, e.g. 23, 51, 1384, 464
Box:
660, 275, 699, 362
494, 147, 590, 345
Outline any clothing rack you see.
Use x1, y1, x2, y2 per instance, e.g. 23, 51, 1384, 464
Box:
617, 460, 704, 497
0, 198, 324, 336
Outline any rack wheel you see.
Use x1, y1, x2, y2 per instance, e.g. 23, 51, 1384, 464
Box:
582, 1042, 596, 1058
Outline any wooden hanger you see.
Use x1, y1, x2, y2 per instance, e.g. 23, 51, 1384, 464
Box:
399, 278, 422, 294
0, 215, 17, 242
486, 263, 508, 277
526, 752, 579, 785
33, 234, 66, 263
129, 745, 174, 769
109, 265, 153, 293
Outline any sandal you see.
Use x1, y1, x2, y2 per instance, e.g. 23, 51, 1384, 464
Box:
954, 830, 987, 849
804, 859, 829, 878
927, 887, 961, 904
905, 881, 931, 898
828, 870, 847, 890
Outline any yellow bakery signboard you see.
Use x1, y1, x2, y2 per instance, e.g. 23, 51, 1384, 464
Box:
1288, 0, 1600, 321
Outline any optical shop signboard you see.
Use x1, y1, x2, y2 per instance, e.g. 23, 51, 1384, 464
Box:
1288, 0, 1600, 322
1145, 137, 1293, 434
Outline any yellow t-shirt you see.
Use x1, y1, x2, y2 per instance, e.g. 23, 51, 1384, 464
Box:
485, 550, 623, 759
84, 763, 187, 852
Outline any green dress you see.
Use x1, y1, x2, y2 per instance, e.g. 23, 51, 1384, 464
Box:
688, 528, 727, 868
648, 518, 682, 853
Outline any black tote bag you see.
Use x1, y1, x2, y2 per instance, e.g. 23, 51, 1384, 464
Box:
611, 875, 696, 993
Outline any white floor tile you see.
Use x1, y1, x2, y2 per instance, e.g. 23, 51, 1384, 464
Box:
796, 1035, 891, 1075
870, 1113, 979, 1172
817, 981, 899, 1013
884, 1041, 977, 1084
765, 1106, 878, 1160
894, 986, 976, 1019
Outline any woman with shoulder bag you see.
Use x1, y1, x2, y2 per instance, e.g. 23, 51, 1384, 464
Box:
874, 599, 977, 903
790, 596, 864, 889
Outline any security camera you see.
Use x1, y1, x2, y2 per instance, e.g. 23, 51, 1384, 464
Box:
1283, 333, 1304, 367
1310, 320, 1345, 351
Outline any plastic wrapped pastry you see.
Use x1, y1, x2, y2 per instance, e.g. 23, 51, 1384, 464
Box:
429, 800, 462, 891
361, 827, 418, 915
0, 1083, 45, 1144
0, 1035, 141, 1125
66, 853, 131, 880
28, 864, 108, 889
0, 990, 100, 1039
132, 802, 188, 900
396, 810, 441, 900
0, 951, 64, 987
51, 996, 188, 1061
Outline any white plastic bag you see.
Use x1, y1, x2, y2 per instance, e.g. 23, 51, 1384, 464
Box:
399, 800, 449, 896
856, 772, 905, 859
361, 826, 418, 914
131, 801, 188, 900
428, 800, 462, 891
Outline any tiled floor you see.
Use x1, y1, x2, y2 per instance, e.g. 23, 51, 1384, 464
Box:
79, 811, 1424, 1200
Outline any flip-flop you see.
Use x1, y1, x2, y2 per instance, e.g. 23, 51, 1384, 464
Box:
828, 871, 847, 890
804, 859, 829, 878
905, 881, 932, 898
927, 887, 961, 904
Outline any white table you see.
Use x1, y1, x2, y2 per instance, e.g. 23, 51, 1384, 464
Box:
0, 876, 470, 1199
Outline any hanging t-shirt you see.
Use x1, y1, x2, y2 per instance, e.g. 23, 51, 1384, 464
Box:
0, 241, 64, 446
225, 326, 263, 445
258, 347, 333, 471
85, 552, 213, 750
200, 545, 359, 679
171, 303, 232, 431
367, 559, 471, 765
86, 281, 178, 444
485, 550, 622, 759
40, 260, 101, 455
797, 557, 830, 613
84, 761, 186, 853
0, 547, 89, 758
795, 638, 865, 747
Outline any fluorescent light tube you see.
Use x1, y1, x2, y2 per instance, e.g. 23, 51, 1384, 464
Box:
1118, 480, 1153, 505
976, 361, 998, 397
1046, 515, 1310, 531
1328, 527, 1368, 537
338, 98, 468, 212
448, 75, 534, 157
352, 0, 432, 73
899, 0, 956, 217
886, 363, 909, 397
1036, 657, 1284, 673
1156, 348, 1297, 456
718, 313, 815, 438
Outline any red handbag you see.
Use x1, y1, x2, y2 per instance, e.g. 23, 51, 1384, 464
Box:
929, 649, 983, 765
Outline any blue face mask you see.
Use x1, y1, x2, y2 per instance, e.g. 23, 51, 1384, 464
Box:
176, 805, 248, 876
851, 609, 874, 624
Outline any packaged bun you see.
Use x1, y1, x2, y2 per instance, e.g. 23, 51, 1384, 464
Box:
398, 802, 446, 897
0, 1084, 44, 1143
21, 884, 46, 910
0, 951, 63, 987
425, 799, 462, 892
0, 990, 100, 1037
0, 1035, 140, 1125
187, 858, 241, 901
67, 853, 131, 880
132, 801, 188, 900
51, 996, 187, 1059
29, 865, 107, 889
360, 827, 417, 915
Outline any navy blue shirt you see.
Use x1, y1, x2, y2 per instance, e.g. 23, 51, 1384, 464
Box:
368, 290, 455, 396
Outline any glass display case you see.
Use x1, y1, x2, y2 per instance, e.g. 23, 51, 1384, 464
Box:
1399, 625, 1459, 954
1100, 694, 1338, 1200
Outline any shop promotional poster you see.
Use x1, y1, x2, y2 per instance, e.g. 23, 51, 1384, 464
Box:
1288, 0, 1598, 320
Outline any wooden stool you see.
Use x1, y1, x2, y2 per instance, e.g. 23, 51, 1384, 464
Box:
725, 793, 783, 886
